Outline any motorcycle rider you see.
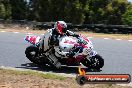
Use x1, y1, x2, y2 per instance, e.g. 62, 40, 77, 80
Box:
48, 21, 82, 58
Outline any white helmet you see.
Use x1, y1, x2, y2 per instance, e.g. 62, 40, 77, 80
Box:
54, 21, 67, 35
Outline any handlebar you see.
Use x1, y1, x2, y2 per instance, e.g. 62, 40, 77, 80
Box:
77, 37, 83, 44
77, 37, 87, 45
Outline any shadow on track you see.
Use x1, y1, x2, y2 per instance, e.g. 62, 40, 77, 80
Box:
16, 63, 102, 74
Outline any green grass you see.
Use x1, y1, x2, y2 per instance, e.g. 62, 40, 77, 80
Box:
0, 68, 66, 80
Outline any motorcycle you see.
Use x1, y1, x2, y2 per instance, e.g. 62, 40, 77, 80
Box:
24, 29, 104, 70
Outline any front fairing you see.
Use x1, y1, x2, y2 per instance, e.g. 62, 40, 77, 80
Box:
79, 37, 94, 55
59, 36, 77, 52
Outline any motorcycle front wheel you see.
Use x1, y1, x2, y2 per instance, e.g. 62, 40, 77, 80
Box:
82, 54, 104, 69
25, 45, 45, 65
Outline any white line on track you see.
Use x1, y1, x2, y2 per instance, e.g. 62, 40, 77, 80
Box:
26, 33, 33, 34
1, 31, 6, 32
104, 38, 109, 40
14, 32, 19, 33
87, 37, 93, 39
116, 39, 122, 41
128, 40, 132, 42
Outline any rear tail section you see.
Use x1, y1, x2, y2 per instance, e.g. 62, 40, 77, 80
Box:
24, 35, 41, 45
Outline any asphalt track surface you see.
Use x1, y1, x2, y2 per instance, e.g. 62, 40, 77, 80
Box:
0, 32, 132, 76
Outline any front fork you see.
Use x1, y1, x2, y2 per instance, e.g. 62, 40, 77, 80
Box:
89, 51, 97, 57
85, 50, 97, 62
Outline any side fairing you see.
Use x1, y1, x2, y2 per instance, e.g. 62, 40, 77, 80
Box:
59, 36, 77, 52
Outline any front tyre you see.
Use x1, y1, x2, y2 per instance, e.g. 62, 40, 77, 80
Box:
82, 54, 104, 69
90, 54, 104, 69
25, 45, 44, 65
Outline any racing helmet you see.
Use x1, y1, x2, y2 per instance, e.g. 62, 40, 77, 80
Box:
54, 21, 67, 35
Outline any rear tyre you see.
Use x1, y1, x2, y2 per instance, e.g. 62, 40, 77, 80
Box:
25, 45, 45, 65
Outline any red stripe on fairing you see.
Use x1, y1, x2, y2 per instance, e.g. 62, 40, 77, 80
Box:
81, 36, 89, 42
74, 44, 88, 48
64, 41, 76, 44
64, 40, 88, 48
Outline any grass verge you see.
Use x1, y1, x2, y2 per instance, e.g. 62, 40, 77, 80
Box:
0, 68, 66, 80
0, 68, 131, 88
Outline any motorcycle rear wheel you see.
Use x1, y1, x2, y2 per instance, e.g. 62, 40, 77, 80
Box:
25, 45, 46, 65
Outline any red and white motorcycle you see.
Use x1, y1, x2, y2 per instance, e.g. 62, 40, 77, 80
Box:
24, 30, 104, 70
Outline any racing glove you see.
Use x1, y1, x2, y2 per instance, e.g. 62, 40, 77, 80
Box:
73, 34, 80, 38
